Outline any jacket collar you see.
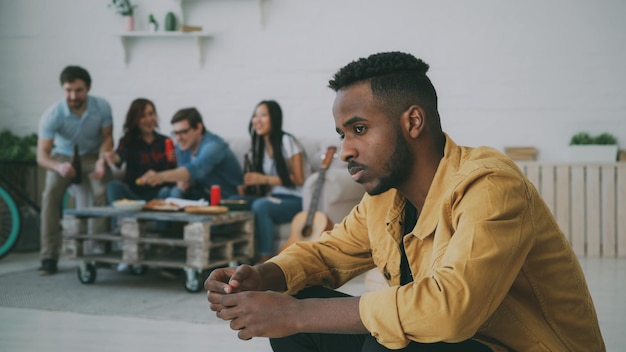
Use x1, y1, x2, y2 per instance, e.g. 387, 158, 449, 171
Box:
386, 133, 462, 240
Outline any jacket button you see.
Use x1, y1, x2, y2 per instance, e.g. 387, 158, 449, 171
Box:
383, 271, 391, 280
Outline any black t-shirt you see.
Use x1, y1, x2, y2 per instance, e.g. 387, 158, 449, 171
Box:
400, 202, 418, 285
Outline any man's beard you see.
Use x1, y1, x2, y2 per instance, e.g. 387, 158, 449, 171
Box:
368, 128, 413, 196
68, 99, 86, 111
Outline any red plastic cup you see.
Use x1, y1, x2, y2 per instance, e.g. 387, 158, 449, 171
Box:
165, 138, 175, 162
210, 185, 221, 206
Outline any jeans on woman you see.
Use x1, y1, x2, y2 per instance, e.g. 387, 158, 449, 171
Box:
229, 193, 302, 257
158, 184, 209, 201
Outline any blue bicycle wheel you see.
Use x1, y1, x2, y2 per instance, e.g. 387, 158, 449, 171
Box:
0, 186, 21, 260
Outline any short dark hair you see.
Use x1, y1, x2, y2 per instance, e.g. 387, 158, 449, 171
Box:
60, 65, 91, 88
328, 51, 442, 135
171, 107, 206, 133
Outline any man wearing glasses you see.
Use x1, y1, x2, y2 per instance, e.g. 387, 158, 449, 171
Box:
137, 107, 243, 201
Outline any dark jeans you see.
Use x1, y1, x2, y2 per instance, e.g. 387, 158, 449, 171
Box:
159, 184, 209, 201
106, 179, 171, 204
270, 287, 491, 352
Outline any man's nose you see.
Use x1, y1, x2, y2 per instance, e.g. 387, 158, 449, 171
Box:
340, 139, 356, 162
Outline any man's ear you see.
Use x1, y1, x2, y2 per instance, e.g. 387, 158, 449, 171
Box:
405, 105, 425, 139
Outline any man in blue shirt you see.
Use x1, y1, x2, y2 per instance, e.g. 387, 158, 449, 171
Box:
138, 107, 243, 202
37, 65, 114, 275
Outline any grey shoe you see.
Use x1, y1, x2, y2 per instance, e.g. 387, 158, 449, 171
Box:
116, 262, 129, 272
38, 259, 57, 275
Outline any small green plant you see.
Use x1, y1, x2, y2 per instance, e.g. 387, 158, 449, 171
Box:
570, 132, 594, 145
570, 132, 617, 145
108, 0, 137, 16
0, 130, 38, 161
593, 133, 617, 145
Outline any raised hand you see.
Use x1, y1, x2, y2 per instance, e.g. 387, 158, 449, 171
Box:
90, 158, 106, 180
56, 161, 76, 178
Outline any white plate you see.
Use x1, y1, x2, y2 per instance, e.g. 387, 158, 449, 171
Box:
112, 200, 146, 211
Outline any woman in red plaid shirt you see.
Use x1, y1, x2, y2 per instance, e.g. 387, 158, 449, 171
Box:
104, 98, 177, 203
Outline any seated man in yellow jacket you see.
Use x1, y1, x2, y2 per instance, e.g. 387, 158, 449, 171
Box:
204, 51, 605, 352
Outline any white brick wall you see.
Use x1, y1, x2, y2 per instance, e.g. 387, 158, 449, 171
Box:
1, 0, 625, 161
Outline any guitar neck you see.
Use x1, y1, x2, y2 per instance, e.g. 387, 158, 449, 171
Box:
302, 146, 337, 227
304, 168, 328, 225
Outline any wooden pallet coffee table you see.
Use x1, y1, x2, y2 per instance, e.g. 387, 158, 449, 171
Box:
62, 206, 254, 292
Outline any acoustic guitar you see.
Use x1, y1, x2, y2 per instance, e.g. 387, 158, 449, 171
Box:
279, 146, 337, 252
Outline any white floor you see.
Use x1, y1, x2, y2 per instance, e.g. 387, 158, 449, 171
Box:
0, 252, 624, 351
0, 306, 272, 352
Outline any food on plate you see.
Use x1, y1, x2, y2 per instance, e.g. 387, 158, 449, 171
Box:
112, 199, 146, 211
114, 198, 142, 204
144, 199, 181, 211
184, 205, 229, 214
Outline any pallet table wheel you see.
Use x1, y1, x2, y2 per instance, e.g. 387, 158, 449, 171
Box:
77, 261, 97, 284
184, 267, 202, 293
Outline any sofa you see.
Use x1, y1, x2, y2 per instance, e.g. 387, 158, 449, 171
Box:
68, 134, 365, 253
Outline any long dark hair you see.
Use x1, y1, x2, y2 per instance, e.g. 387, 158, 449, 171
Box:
122, 98, 158, 145
248, 100, 295, 188
123, 98, 159, 144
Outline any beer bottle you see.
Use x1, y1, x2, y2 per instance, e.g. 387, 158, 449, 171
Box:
71, 144, 82, 184
243, 154, 256, 196
243, 153, 268, 196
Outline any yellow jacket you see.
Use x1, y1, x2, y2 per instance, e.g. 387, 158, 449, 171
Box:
271, 135, 605, 351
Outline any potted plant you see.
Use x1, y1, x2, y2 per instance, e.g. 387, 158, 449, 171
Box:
108, 0, 137, 31
0, 129, 37, 161
0, 129, 38, 196
568, 132, 619, 162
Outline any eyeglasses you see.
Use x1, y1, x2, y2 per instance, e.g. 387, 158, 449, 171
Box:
171, 128, 191, 137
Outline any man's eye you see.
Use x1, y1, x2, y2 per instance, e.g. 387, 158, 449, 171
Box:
354, 125, 366, 134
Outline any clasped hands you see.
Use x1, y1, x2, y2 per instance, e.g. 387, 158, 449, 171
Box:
205, 264, 299, 340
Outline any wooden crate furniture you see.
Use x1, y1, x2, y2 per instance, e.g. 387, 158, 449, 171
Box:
62, 207, 254, 292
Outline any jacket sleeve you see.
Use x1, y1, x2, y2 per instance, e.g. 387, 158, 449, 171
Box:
360, 167, 535, 348
270, 194, 376, 295
185, 137, 228, 182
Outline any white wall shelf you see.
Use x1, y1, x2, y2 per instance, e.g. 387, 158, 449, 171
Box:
116, 31, 213, 64
115, 0, 266, 66
176, 0, 268, 27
